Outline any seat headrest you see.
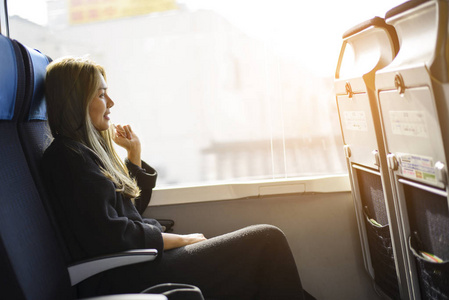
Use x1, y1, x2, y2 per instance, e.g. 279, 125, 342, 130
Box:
25, 47, 50, 121
0, 35, 19, 120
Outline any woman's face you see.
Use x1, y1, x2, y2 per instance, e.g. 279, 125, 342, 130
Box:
89, 74, 114, 131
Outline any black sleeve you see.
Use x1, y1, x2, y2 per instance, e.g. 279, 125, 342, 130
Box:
125, 159, 157, 215
143, 218, 163, 232
42, 142, 163, 258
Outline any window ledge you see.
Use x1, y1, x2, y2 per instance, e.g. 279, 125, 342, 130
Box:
149, 174, 350, 206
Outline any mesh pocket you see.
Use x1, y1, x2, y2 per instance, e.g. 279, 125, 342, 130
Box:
364, 212, 401, 299
409, 236, 449, 300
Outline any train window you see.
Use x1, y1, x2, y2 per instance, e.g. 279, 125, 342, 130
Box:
8, 0, 404, 187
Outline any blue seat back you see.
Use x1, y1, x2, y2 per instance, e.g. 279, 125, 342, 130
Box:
0, 34, 73, 300
16, 41, 74, 265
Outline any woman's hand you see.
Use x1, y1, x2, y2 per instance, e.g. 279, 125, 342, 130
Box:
162, 233, 207, 250
112, 124, 141, 167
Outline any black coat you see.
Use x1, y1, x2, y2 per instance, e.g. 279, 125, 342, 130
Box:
41, 136, 163, 263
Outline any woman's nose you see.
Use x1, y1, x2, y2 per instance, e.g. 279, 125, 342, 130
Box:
107, 95, 114, 108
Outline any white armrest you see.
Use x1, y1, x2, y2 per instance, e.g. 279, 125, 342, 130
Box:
68, 249, 158, 286
81, 294, 167, 300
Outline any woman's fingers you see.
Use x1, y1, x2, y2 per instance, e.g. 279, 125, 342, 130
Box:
188, 233, 207, 244
113, 124, 132, 139
124, 125, 132, 139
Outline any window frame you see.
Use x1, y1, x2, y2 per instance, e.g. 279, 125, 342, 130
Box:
3, 3, 352, 199
1, 0, 9, 36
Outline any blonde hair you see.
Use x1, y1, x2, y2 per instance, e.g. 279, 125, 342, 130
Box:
45, 57, 140, 199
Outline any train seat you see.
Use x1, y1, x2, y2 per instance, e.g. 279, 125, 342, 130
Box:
376, 0, 449, 298
0, 33, 165, 300
334, 16, 406, 300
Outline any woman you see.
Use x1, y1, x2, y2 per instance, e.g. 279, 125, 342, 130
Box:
42, 57, 310, 300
